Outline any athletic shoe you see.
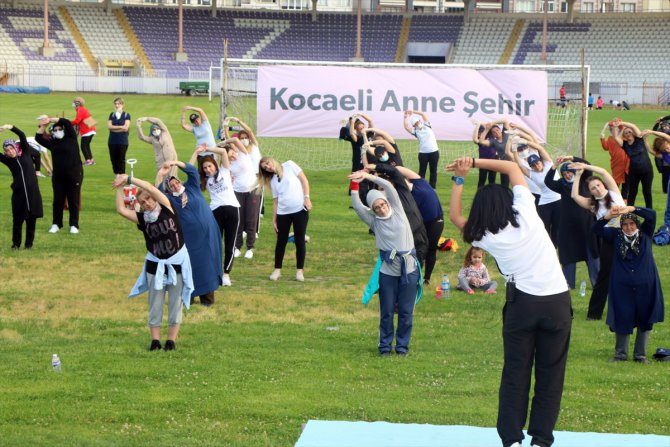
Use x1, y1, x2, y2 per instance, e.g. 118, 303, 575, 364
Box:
70, 226, 79, 234
466, 289, 475, 295
485, 289, 496, 295
164, 340, 176, 351
608, 356, 627, 363
242, 231, 247, 240
269, 269, 281, 281
222, 275, 232, 287
510, 443, 521, 447
48, 224, 59, 234
633, 357, 649, 364
11, 245, 19, 250
233, 248, 241, 258
35, 171, 46, 177
89, 159, 96, 165
244, 249, 253, 259
149, 339, 162, 351
305, 235, 310, 243
296, 270, 304, 282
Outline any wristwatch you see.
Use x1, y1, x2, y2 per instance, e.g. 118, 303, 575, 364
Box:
451, 176, 465, 186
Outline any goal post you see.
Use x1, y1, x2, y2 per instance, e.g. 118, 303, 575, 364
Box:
218, 58, 589, 172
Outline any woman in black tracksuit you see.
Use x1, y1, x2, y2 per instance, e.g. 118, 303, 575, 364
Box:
0, 124, 43, 249
36, 117, 84, 234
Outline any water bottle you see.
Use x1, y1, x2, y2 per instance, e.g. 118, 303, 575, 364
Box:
579, 279, 587, 298
441, 274, 451, 298
52, 354, 61, 373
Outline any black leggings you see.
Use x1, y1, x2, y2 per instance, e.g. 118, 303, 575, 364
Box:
478, 168, 496, 188
108, 143, 128, 174
626, 168, 653, 208
423, 217, 444, 282
275, 209, 309, 269
12, 215, 36, 248
52, 167, 83, 228
212, 205, 240, 274
418, 151, 440, 189
81, 135, 95, 161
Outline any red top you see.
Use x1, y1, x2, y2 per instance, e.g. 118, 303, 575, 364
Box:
600, 136, 629, 185
71, 106, 96, 135
559, 86, 565, 98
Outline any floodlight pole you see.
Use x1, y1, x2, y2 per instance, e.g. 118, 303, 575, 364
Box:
541, 0, 548, 61
355, 0, 362, 60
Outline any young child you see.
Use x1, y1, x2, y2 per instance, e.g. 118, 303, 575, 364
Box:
457, 246, 498, 295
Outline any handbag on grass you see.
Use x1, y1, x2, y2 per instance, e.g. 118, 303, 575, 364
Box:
83, 116, 96, 127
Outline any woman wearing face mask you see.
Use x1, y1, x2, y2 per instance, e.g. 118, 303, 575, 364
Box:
156, 160, 223, 307
544, 155, 600, 291
403, 110, 440, 188
364, 127, 403, 167
112, 173, 194, 352
190, 139, 245, 287
349, 170, 419, 356
36, 116, 84, 234
570, 163, 625, 321
181, 106, 216, 157
224, 117, 263, 244
107, 97, 131, 176
0, 124, 44, 249
70, 97, 96, 166
136, 116, 178, 178
593, 205, 664, 363
508, 140, 561, 246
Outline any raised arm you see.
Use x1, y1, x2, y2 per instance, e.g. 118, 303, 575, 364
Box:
403, 111, 413, 134
571, 162, 618, 192
4, 124, 28, 149
569, 169, 591, 210
509, 121, 539, 143
370, 139, 396, 154
471, 121, 481, 144
113, 174, 172, 223
235, 118, 258, 146
619, 121, 642, 137
527, 140, 553, 164
180, 107, 193, 132
642, 130, 669, 158
508, 138, 530, 177
136, 117, 152, 144
367, 127, 395, 145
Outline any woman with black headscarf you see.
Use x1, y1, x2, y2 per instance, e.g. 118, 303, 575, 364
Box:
593, 206, 664, 363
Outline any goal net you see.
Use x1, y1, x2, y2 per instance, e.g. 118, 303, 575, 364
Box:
217, 59, 588, 172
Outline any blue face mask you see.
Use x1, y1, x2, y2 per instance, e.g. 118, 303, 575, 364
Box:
379, 153, 389, 163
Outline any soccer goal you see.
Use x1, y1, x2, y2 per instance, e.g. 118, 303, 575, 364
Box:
216, 59, 589, 172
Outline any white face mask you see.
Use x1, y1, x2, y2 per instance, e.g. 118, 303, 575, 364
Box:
416, 123, 424, 130
152, 129, 161, 138
52, 130, 65, 140
379, 153, 389, 163
72, 102, 77, 108
171, 184, 185, 196
240, 138, 250, 147
143, 203, 161, 223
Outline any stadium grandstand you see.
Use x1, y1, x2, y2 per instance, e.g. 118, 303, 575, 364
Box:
0, 0, 668, 104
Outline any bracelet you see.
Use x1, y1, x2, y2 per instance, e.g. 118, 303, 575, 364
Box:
451, 176, 465, 186
472, 157, 476, 168
127, 175, 132, 186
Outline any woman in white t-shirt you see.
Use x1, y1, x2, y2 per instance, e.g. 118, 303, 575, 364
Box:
448, 157, 571, 447
570, 162, 625, 321
258, 157, 312, 282
227, 137, 260, 260
191, 140, 244, 287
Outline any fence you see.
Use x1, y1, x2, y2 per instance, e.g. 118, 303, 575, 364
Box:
2, 65, 668, 105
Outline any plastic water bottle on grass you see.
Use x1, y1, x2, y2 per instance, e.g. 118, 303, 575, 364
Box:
52, 354, 61, 373
579, 279, 587, 298
441, 274, 451, 298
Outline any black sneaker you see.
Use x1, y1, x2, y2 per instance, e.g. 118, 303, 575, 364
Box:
149, 339, 162, 351
164, 340, 176, 351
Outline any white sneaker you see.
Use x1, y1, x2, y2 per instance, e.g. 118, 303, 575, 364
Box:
48, 224, 59, 234
70, 226, 79, 234
242, 231, 247, 240
510, 443, 521, 447
244, 249, 254, 259
296, 270, 305, 282
36, 171, 45, 178
233, 248, 241, 258
269, 269, 281, 281
222, 275, 232, 287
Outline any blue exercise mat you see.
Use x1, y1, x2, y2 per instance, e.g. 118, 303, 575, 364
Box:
295, 420, 670, 447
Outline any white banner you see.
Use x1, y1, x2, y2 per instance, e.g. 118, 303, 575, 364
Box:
257, 66, 548, 141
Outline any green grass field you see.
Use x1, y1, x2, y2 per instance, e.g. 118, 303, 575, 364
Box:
0, 92, 668, 446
